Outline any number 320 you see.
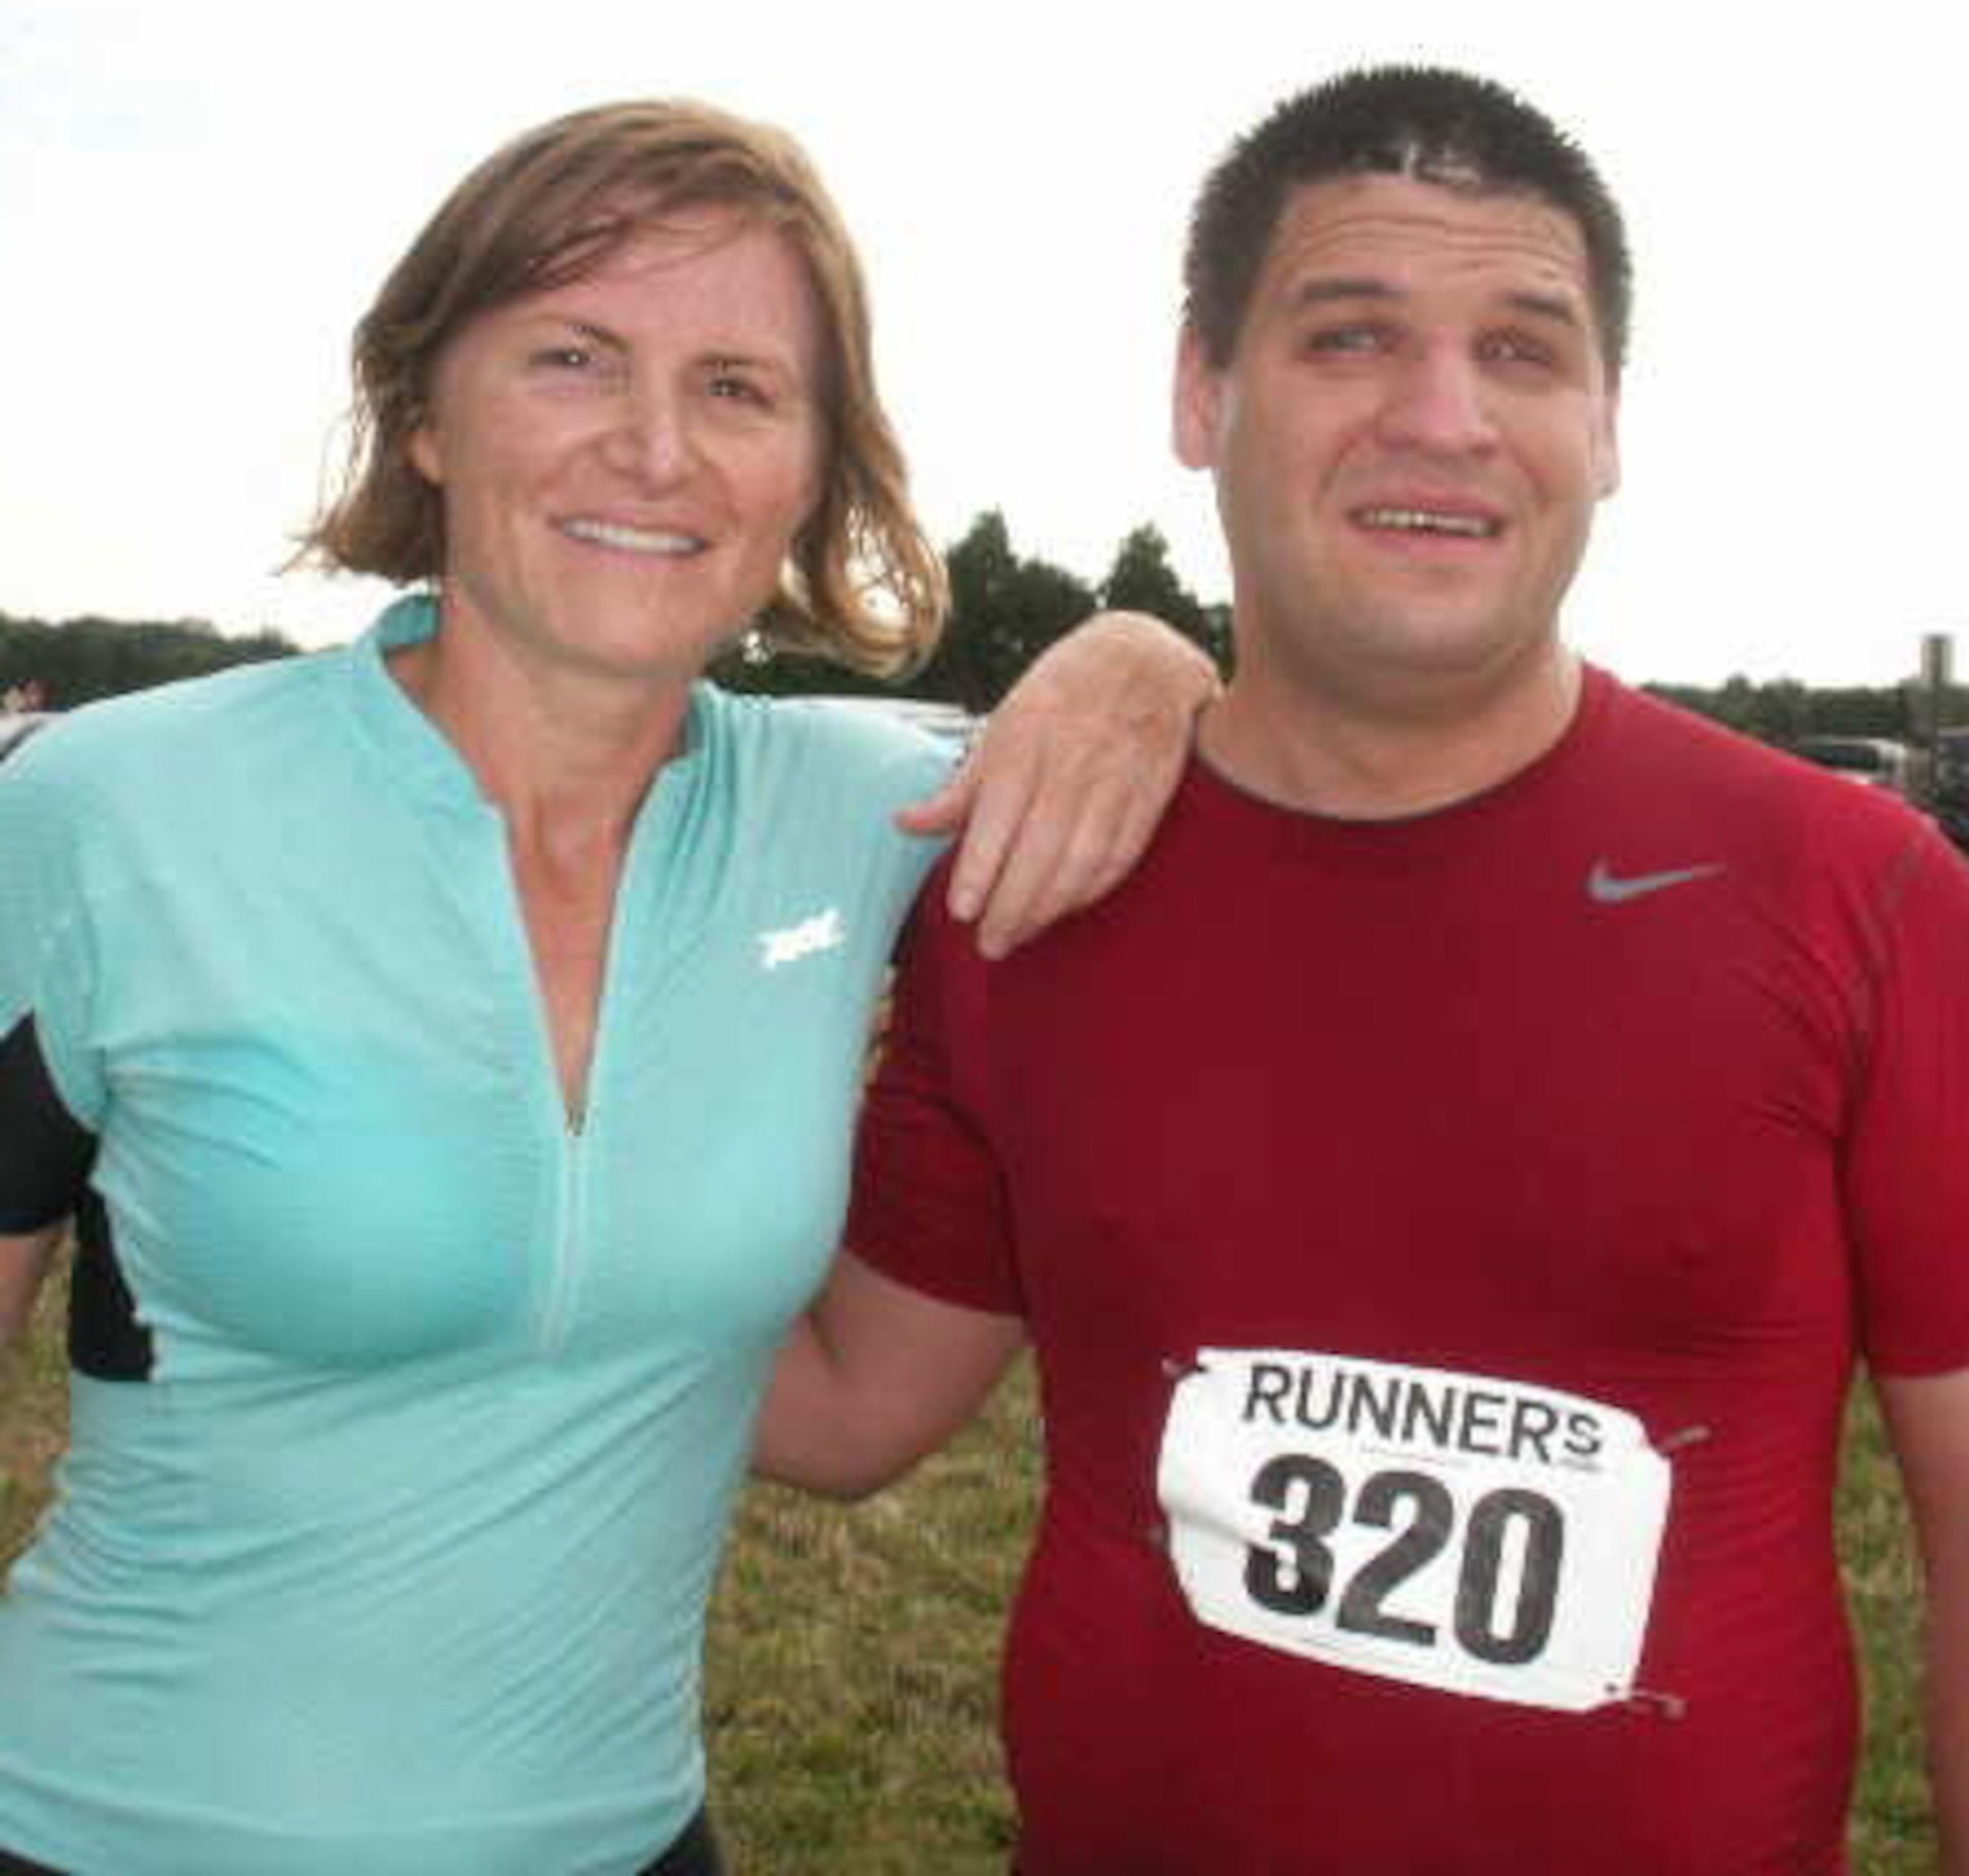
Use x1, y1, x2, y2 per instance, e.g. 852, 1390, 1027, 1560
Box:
1245, 1455, 1564, 1666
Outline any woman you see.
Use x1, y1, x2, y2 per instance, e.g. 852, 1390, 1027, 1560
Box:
0, 101, 1209, 1875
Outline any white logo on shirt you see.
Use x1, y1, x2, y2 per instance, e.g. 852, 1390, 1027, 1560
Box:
759, 907, 846, 970
1586, 858, 1727, 906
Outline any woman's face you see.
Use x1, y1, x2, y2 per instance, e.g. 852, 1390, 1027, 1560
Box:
410, 209, 826, 690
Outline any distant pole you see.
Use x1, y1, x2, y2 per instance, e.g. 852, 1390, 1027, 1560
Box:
1917, 633, 1953, 806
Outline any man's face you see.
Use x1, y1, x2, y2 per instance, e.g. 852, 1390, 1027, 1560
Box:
1175, 174, 1620, 708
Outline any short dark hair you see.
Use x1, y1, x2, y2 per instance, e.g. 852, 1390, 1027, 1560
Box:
1183, 65, 1630, 374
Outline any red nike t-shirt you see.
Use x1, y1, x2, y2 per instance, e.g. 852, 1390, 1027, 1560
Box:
850, 669, 1969, 1874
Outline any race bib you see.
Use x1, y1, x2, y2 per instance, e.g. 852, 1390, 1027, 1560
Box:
1156, 1349, 1672, 1713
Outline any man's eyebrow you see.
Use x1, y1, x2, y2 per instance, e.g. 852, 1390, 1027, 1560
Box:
1287, 280, 1586, 331
1289, 278, 1400, 310
1503, 290, 1584, 331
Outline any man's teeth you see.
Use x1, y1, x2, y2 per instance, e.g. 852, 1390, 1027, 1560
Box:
562, 519, 705, 555
1359, 507, 1499, 538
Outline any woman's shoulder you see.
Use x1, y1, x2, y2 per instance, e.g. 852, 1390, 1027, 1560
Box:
0, 653, 344, 860
697, 685, 963, 804
9, 653, 333, 779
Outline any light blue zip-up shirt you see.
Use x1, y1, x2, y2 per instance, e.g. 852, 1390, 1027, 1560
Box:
0, 594, 947, 1875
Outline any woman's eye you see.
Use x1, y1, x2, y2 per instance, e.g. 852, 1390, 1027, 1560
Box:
531, 344, 594, 372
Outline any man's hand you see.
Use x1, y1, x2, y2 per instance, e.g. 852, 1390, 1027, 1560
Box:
1877, 1367, 1969, 1875
1, 1226, 60, 1354
899, 611, 1219, 959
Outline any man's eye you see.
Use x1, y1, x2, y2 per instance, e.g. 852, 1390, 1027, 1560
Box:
532, 345, 594, 371
1305, 325, 1384, 356
1483, 333, 1556, 368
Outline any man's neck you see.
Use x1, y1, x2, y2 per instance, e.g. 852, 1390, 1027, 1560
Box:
1198, 648, 1583, 821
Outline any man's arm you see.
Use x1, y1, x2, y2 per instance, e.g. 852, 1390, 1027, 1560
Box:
901, 611, 1218, 959
754, 1251, 1026, 1500
1, 1226, 61, 1353
1875, 1367, 1969, 1875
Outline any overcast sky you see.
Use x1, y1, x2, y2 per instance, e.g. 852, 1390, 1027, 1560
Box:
2, 0, 1959, 687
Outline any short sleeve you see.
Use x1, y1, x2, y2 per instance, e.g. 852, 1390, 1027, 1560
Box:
845, 875, 1026, 1317
749, 691, 954, 958
1844, 824, 1969, 1375
0, 748, 105, 1228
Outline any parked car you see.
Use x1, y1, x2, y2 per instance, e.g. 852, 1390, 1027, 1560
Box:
1934, 727, 1969, 793
0, 713, 51, 766
1790, 734, 1912, 796
1929, 728, 1969, 853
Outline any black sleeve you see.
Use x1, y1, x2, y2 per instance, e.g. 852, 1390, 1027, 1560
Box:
0, 1013, 98, 1232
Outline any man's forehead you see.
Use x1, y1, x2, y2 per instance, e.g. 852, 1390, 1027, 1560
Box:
1261, 173, 1593, 305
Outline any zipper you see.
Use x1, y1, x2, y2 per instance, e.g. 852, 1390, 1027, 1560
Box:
506, 704, 688, 1356
476, 814, 601, 1361
540, 1119, 587, 1356
534, 831, 639, 1357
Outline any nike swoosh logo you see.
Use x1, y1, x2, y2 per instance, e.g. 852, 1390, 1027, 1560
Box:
1586, 859, 1728, 906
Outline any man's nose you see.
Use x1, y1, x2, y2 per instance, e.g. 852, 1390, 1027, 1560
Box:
1374, 347, 1498, 456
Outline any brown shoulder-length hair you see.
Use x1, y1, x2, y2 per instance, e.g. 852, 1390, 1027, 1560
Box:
297, 99, 945, 676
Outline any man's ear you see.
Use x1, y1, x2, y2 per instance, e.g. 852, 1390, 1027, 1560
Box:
1173, 324, 1223, 471
1593, 383, 1620, 500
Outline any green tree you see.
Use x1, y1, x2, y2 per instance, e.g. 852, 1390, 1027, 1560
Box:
0, 613, 296, 708
1648, 675, 1931, 748
911, 511, 1097, 712
1098, 524, 1230, 672
707, 511, 1098, 711
709, 512, 1247, 710
704, 633, 891, 702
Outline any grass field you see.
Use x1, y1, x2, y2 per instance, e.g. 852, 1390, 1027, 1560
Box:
0, 1249, 1938, 1872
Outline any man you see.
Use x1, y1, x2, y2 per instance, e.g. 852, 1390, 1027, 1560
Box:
758, 66, 1969, 1874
